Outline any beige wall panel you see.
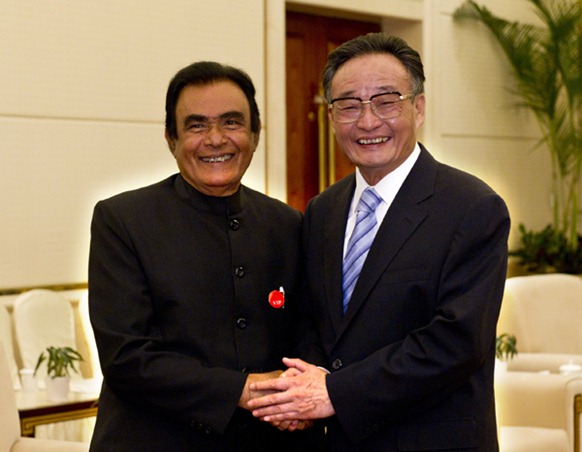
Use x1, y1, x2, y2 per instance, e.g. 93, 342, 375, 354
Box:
440, 136, 553, 250
0, 0, 264, 122
287, 0, 423, 20
0, 118, 175, 287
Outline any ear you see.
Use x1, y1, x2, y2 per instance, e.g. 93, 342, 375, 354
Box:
413, 94, 426, 130
165, 130, 176, 154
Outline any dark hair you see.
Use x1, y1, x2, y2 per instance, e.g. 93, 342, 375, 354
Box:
322, 33, 425, 102
165, 61, 261, 139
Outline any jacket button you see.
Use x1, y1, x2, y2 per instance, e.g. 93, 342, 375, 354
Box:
229, 219, 240, 230
234, 266, 245, 277
236, 318, 248, 329
331, 359, 342, 370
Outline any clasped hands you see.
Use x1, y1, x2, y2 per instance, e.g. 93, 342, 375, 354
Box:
240, 357, 335, 431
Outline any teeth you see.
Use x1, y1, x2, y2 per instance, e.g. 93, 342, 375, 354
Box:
358, 137, 388, 145
202, 154, 233, 163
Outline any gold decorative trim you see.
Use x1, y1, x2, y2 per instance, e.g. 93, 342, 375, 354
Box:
20, 405, 98, 437
0, 282, 87, 296
575, 394, 582, 452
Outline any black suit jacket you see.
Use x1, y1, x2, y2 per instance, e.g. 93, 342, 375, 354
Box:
88, 174, 323, 451
303, 145, 510, 451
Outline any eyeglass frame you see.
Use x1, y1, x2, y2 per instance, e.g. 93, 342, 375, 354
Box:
328, 91, 415, 123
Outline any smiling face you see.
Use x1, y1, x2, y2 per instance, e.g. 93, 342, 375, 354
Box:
329, 53, 425, 185
165, 81, 260, 197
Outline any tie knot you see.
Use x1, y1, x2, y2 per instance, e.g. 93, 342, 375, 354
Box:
358, 187, 382, 214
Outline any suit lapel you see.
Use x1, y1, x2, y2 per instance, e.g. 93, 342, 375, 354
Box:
323, 177, 355, 335
337, 147, 438, 339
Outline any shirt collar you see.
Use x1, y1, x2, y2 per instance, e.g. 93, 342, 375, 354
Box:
350, 143, 421, 217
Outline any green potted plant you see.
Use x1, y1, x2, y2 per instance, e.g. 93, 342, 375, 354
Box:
34, 346, 83, 401
496, 333, 518, 362
495, 333, 518, 372
454, 0, 582, 273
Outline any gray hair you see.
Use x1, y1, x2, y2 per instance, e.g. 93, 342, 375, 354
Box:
322, 33, 425, 102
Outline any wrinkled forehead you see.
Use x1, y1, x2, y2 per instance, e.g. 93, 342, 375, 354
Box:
331, 53, 411, 98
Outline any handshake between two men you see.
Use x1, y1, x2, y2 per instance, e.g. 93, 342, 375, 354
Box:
238, 357, 335, 432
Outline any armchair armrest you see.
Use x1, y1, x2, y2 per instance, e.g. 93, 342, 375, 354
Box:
507, 353, 582, 374
495, 371, 582, 451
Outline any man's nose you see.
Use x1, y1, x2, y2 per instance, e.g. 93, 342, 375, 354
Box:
356, 102, 382, 128
205, 123, 227, 146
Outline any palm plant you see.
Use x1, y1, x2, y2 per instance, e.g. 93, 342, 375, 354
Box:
454, 0, 582, 254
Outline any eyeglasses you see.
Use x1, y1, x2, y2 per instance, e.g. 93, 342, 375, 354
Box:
328, 91, 414, 123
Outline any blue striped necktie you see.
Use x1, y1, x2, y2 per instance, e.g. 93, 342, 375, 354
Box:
342, 187, 382, 314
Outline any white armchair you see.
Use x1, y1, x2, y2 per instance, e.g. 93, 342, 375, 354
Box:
495, 274, 582, 451
0, 305, 21, 390
495, 370, 582, 452
11, 289, 95, 442
498, 273, 582, 373
0, 343, 88, 451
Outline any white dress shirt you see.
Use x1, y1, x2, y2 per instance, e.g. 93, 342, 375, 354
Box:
343, 143, 421, 259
